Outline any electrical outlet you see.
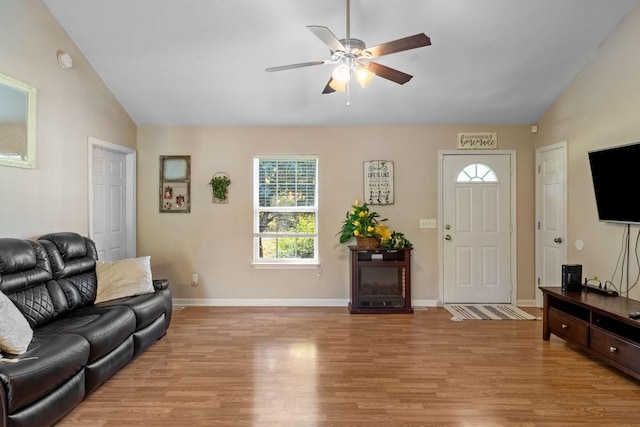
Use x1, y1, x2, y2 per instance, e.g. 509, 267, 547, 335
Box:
192, 273, 198, 286
419, 219, 437, 229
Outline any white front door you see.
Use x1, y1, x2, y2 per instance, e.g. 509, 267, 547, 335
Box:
441, 153, 514, 303
535, 142, 567, 306
88, 137, 136, 262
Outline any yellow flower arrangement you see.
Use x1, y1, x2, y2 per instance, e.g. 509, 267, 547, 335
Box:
337, 199, 413, 249
338, 199, 386, 243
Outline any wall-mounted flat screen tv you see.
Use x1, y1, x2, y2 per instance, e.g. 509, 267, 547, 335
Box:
588, 142, 640, 224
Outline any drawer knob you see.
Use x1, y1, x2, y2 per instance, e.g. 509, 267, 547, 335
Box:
561, 324, 569, 329
610, 346, 618, 353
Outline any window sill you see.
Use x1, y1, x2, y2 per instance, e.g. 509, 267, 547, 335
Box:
252, 262, 320, 270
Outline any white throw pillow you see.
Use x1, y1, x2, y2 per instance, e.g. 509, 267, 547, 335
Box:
95, 256, 155, 304
0, 290, 33, 355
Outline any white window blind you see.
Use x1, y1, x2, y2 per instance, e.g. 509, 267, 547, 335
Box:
253, 156, 318, 264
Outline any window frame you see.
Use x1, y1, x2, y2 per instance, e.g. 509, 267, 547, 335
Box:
456, 162, 499, 183
253, 155, 319, 267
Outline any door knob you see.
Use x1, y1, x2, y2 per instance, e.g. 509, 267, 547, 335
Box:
445, 234, 452, 241
554, 237, 563, 243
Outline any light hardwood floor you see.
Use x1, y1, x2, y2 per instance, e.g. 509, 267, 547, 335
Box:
57, 306, 640, 426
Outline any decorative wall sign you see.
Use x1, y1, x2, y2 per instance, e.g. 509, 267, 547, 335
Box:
364, 160, 394, 205
457, 132, 497, 150
159, 155, 190, 213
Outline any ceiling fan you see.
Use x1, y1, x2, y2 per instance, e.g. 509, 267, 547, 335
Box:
265, 0, 431, 95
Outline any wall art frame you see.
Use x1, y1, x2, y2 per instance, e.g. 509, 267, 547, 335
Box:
364, 160, 394, 205
159, 155, 190, 213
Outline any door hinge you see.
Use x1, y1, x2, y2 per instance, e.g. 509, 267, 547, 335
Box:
537, 277, 540, 286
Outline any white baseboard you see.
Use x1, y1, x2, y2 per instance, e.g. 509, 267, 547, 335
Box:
172, 298, 442, 308
173, 298, 349, 307
517, 299, 538, 307
410, 299, 441, 308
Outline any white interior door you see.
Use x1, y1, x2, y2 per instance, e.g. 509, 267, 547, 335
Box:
88, 137, 136, 262
441, 153, 514, 304
535, 142, 567, 307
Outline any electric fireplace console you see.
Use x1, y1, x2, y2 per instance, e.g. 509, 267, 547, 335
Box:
349, 247, 413, 314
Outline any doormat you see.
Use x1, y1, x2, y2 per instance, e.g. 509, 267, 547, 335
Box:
444, 304, 536, 320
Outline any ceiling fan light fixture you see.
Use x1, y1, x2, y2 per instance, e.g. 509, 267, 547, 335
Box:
331, 64, 351, 84
355, 66, 375, 88
265, 0, 431, 98
328, 78, 347, 93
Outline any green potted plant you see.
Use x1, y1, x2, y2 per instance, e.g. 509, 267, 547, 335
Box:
381, 231, 412, 249
209, 173, 231, 203
337, 199, 413, 249
337, 199, 389, 248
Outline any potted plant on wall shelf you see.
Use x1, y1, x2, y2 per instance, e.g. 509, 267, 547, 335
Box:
209, 173, 231, 204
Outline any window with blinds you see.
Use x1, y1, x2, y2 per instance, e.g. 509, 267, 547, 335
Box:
253, 156, 318, 264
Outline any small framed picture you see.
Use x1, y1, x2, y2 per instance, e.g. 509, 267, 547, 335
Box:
160, 156, 190, 213
163, 186, 173, 199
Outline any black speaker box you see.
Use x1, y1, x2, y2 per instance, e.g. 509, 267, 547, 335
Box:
562, 264, 583, 291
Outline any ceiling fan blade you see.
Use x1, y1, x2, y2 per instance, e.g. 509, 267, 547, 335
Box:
265, 61, 327, 72
322, 78, 336, 94
364, 33, 431, 59
307, 25, 346, 52
368, 62, 413, 85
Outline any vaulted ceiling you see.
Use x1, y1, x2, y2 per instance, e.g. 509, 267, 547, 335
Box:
43, 0, 639, 127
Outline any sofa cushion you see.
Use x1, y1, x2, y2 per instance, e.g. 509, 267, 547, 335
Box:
7, 283, 56, 329
7, 369, 85, 427
96, 292, 165, 330
0, 333, 89, 415
0, 239, 58, 329
39, 233, 98, 311
0, 239, 51, 293
95, 256, 154, 304
38, 232, 97, 279
0, 290, 33, 355
35, 305, 136, 363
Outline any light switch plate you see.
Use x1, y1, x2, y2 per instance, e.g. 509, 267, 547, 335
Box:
419, 219, 437, 229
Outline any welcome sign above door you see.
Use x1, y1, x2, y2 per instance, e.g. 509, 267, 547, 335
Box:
457, 132, 497, 150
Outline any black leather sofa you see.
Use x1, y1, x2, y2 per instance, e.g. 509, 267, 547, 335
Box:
0, 232, 172, 427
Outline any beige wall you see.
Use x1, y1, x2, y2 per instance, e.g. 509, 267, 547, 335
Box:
536, 7, 640, 298
1, 0, 540, 305
137, 125, 535, 304
0, 0, 135, 238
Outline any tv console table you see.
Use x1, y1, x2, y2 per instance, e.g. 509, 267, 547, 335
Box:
540, 286, 640, 380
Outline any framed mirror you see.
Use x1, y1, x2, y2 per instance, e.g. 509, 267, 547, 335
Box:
0, 71, 37, 168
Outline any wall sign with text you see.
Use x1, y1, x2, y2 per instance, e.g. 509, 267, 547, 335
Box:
457, 132, 497, 150
364, 160, 394, 205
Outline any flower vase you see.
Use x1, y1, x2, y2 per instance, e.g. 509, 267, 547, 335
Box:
356, 236, 381, 249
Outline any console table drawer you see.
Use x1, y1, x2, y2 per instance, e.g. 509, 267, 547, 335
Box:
590, 326, 640, 372
548, 307, 589, 346
541, 287, 640, 381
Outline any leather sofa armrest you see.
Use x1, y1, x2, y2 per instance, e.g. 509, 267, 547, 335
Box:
152, 279, 169, 291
